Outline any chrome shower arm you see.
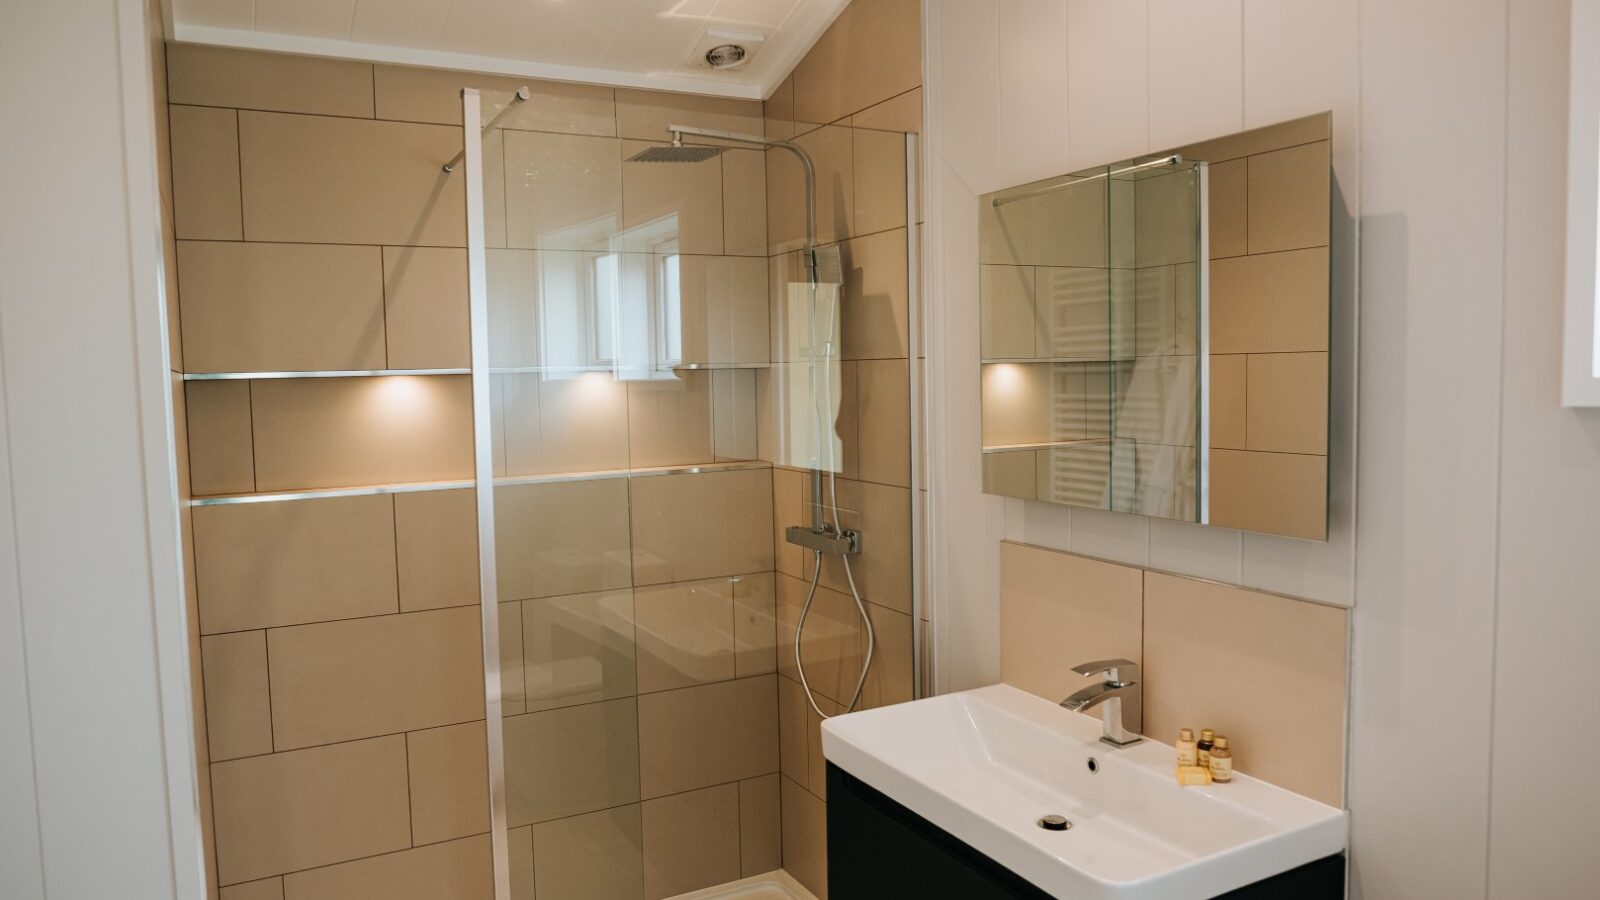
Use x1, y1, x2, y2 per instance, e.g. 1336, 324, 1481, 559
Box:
666, 124, 817, 262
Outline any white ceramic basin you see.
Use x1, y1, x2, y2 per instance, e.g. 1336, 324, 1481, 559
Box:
821, 684, 1346, 900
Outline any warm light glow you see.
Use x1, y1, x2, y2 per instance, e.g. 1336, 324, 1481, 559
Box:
370, 375, 430, 415
988, 363, 1023, 392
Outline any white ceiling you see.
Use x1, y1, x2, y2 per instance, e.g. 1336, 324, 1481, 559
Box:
166, 0, 850, 99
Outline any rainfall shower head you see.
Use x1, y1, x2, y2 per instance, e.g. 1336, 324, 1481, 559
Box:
626, 144, 725, 163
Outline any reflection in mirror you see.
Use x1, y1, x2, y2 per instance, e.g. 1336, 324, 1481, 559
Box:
979, 113, 1332, 541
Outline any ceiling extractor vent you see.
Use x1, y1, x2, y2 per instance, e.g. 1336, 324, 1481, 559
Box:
705, 43, 748, 68
687, 27, 766, 71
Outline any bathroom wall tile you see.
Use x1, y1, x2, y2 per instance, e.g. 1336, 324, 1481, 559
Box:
830, 360, 862, 481
239, 112, 465, 246
210, 735, 410, 884
221, 878, 282, 900
852, 88, 922, 134
1065, 0, 1148, 169
981, 362, 1053, 447
1208, 247, 1329, 354
637, 675, 779, 798
738, 774, 782, 876
515, 373, 629, 474
503, 699, 640, 825
858, 601, 914, 711
200, 630, 273, 761
734, 572, 778, 677
530, 805, 644, 900
521, 589, 636, 711
763, 73, 797, 140
853, 127, 908, 237
483, 129, 507, 249
249, 375, 474, 491
1035, 267, 1112, 359
981, 265, 1036, 359
1246, 352, 1329, 454
999, 542, 1143, 708
169, 105, 242, 240
1208, 449, 1328, 540
769, 126, 856, 252
722, 148, 769, 257
630, 468, 775, 585
1134, 266, 1177, 357
267, 606, 485, 749
980, 179, 1108, 269
406, 721, 490, 846
805, 691, 841, 798
813, 479, 913, 614
185, 380, 255, 495
776, 575, 860, 706
627, 373, 714, 468
383, 246, 470, 369
394, 488, 479, 612
1247, 141, 1331, 254
495, 479, 632, 600
779, 775, 828, 899
1207, 158, 1248, 259
508, 826, 534, 900
857, 359, 911, 488
634, 579, 735, 693
1143, 572, 1347, 805
193, 494, 398, 633
678, 254, 769, 365
615, 89, 763, 143
283, 834, 494, 900
772, 467, 806, 580
777, 674, 810, 785
1209, 353, 1248, 449
620, 140, 724, 255
177, 241, 386, 373
641, 783, 741, 898
841, 227, 910, 359
485, 250, 540, 368
167, 44, 375, 118
1172, 112, 1329, 166
498, 600, 526, 716
984, 450, 1039, 499
373, 66, 616, 136
711, 370, 760, 462
791, 0, 921, 124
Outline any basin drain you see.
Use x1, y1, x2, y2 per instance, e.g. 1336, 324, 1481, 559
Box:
1037, 815, 1072, 832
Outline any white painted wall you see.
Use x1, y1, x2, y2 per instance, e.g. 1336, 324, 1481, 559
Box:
924, 0, 1600, 897
0, 1, 204, 899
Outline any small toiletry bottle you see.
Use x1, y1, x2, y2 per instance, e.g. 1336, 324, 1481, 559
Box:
1208, 736, 1233, 783
1176, 728, 1198, 767
1197, 728, 1215, 767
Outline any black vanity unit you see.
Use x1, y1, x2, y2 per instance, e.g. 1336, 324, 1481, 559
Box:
826, 764, 1344, 899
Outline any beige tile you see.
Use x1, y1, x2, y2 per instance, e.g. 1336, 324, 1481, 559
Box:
853, 127, 908, 237
984, 450, 1039, 499
508, 826, 534, 900
630, 468, 775, 585
1134, 169, 1200, 269
999, 542, 1144, 715
373, 66, 616, 135
167, 43, 374, 117
211, 735, 410, 884
856, 359, 911, 488
810, 479, 913, 614
1246, 352, 1329, 454
503, 131, 621, 250
250, 375, 473, 491
981, 175, 1107, 268
635, 579, 735, 693
503, 699, 639, 824
852, 88, 922, 133
1143, 572, 1347, 805
501, 372, 630, 475
1171, 111, 1330, 165
734, 572, 778, 678
383, 246, 470, 369
1247, 141, 1331, 254
1134, 265, 1177, 357
283, 835, 493, 900
193, 494, 398, 633
627, 373, 714, 468
722, 148, 768, 257
841, 227, 910, 359
772, 467, 806, 579
521, 588, 636, 711
981, 265, 1037, 359
982, 362, 1053, 447
483, 129, 507, 249
641, 783, 741, 898
792, 0, 921, 124
1209, 247, 1329, 354
805, 691, 843, 798
239, 112, 464, 246
530, 805, 644, 900
268, 606, 484, 749
615, 89, 762, 142
777, 674, 810, 785
779, 775, 828, 899
1208, 158, 1247, 258
395, 488, 479, 612
201, 630, 272, 761
220, 878, 281, 900
484, 250, 540, 367
711, 369, 760, 462
764, 74, 796, 140
858, 601, 914, 711
498, 600, 527, 715
1209, 354, 1248, 449
637, 675, 779, 798
185, 380, 254, 495
1037, 267, 1112, 360
177, 241, 386, 373
495, 479, 632, 600
739, 774, 782, 876
621, 141, 724, 255
677, 254, 770, 365
776, 575, 860, 706
169, 105, 242, 240
1208, 448, 1328, 540
407, 721, 490, 845
1175, 261, 1199, 355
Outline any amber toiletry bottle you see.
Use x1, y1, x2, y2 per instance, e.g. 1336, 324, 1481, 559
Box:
1208, 736, 1233, 783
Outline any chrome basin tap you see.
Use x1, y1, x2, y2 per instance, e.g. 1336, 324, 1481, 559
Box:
1060, 659, 1143, 748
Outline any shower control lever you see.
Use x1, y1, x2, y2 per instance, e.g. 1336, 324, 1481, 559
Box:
786, 524, 862, 556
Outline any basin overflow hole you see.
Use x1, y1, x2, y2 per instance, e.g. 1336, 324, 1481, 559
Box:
1086, 757, 1099, 774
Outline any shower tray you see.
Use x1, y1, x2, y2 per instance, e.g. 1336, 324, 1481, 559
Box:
665, 869, 817, 900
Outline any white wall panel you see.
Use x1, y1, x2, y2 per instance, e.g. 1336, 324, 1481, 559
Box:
998, 0, 1070, 186
1064, 0, 1149, 169
1147, 0, 1243, 150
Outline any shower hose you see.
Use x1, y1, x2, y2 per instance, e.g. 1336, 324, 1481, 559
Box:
793, 281, 875, 720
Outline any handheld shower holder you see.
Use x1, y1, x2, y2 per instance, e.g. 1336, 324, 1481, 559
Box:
786, 524, 862, 556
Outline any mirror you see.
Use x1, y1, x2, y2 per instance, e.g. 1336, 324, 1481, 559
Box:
979, 113, 1332, 541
